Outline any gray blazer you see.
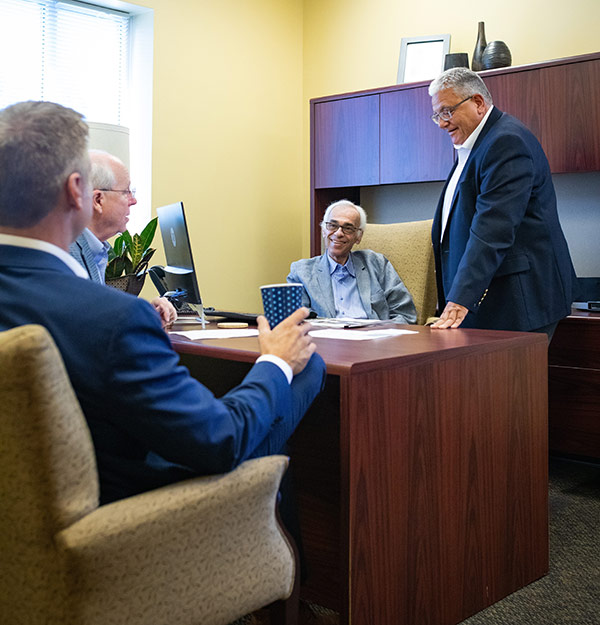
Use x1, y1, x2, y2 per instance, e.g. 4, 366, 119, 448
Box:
287, 249, 417, 324
69, 230, 104, 284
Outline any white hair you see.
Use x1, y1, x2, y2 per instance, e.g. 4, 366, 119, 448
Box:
429, 68, 493, 106
321, 199, 367, 232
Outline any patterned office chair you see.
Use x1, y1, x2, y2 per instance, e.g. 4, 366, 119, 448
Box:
355, 219, 438, 325
0, 324, 298, 625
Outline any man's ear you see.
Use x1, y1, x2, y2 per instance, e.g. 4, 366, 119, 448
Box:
65, 171, 86, 211
472, 93, 487, 113
355, 229, 364, 245
92, 189, 104, 214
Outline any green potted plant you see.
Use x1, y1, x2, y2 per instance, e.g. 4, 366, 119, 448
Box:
105, 217, 158, 296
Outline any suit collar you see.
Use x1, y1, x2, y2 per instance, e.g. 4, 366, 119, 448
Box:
316, 254, 336, 317
352, 252, 374, 316
470, 106, 503, 153
0, 234, 88, 278
0, 243, 81, 276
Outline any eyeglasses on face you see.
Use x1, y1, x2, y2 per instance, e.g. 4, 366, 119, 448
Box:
431, 95, 473, 125
97, 187, 136, 198
324, 221, 360, 235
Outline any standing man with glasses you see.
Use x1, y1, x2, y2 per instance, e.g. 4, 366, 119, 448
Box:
287, 199, 417, 323
428, 68, 574, 339
69, 149, 177, 327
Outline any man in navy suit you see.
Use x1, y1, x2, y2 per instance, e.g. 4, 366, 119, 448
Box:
0, 100, 326, 505
428, 68, 574, 337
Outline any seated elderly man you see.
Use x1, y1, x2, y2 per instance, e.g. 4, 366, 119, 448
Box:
69, 149, 177, 328
288, 200, 417, 323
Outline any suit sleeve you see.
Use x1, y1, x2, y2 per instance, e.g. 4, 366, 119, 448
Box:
380, 257, 418, 324
101, 297, 325, 475
447, 132, 535, 309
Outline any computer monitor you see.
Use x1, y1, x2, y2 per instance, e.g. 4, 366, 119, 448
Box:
155, 201, 202, 306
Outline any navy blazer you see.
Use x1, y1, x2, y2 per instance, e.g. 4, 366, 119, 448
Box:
0, 245, 326, 503
432, 107, 575, 331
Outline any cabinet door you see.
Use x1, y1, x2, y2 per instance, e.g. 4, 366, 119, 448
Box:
539, 60, 600, 172
380, 87, 454, 184
484, 59, 600, 173
484, 70, 543, 140
313, 95, 379, 188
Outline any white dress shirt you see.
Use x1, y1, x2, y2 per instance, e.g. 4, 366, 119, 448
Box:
440, 105, 494, 240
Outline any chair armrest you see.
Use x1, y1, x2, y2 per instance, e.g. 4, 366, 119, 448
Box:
57, 455, 295, 625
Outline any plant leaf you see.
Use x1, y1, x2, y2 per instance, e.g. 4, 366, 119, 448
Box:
138, 217, 157, 252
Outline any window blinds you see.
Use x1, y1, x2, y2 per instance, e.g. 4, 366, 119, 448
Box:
0, 0, 130, 126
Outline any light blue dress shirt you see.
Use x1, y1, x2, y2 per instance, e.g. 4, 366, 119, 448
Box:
327, 253, 368, 318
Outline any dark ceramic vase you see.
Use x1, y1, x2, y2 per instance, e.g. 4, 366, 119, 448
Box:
481, 41, 512, 69
444, 53, 470, 70
472, 21, 487, 71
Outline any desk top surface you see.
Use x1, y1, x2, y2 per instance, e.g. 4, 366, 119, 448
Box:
169, 321, 547, 376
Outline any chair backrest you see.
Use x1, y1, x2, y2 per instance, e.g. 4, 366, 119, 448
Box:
355, 219, 437, 324
0, 324, 99, 620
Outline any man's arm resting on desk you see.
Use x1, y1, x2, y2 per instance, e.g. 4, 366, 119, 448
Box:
103, 300, 325, 476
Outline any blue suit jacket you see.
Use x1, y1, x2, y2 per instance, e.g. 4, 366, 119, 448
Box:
0, 245, 326, 503
432, 107, 575, 331
287, 249, 417, 323
69, 230, 104, 284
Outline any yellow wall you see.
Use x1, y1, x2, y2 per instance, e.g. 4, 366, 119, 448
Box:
138, 0, 304, 311
138, 0, 599, 311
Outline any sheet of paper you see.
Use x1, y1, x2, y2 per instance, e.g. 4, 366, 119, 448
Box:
173, 329, 259, 340
309, 328, 418, 340
309, 317, 387, 328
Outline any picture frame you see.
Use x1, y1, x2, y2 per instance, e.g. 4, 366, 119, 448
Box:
397, 34, 451, 84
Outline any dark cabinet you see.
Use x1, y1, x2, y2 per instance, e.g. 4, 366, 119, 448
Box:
313, 95, 379, 188
380, 86, 454, 183
310, 52, 600, 255
549, 312, 600, 459
484, 58, 600, 173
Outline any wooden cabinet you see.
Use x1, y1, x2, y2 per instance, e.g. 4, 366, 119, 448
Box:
483, 57, 600, 173
313, 95, 379, 188
380, 86, 454, 183
548, 311, 600, 458
310, 52, 600, 255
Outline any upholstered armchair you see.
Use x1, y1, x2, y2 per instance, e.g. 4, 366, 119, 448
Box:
356, 219, 437, 324
0, 324, 298, 625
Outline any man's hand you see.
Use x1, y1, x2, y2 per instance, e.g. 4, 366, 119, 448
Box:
431, 301, 469, 329
257, 307, 316, 375
151, 297, 178, 329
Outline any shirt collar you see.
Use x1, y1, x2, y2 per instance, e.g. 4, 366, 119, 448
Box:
454, 104, 494, 154
81, 227, 106, 255
0, 232, 90, 279
327, 251, 356, 277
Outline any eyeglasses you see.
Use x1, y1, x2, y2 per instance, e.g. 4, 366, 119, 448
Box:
324, 221, 361, 235
431, 96, 473, 125
98, 187, 136, 198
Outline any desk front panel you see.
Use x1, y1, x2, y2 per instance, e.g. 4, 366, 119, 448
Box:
171, 326, 549, 625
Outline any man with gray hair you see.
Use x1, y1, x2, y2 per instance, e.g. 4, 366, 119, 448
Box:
428, 67, 574, 338
0, 100, 326, 506
287, 199, 417, 323
69, 149, 177, 327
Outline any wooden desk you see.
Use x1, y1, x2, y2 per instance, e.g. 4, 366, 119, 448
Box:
549, 310, 600, 458
170, 324, 549, 625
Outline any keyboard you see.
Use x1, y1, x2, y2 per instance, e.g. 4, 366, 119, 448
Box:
203, 308, 259, 323
176, 303, 258, 323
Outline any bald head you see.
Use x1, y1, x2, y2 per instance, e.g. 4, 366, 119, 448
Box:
88, 150, 137, 241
